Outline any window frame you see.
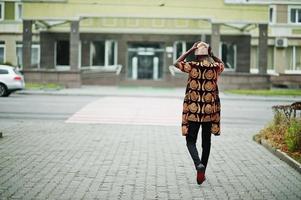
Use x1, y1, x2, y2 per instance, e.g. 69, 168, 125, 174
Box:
0, 2, 4, 21
105, 40, 118, 66
89, 40, 118, 68
16, 43, 22, 68
250, 45, 258, 74
31, 44, 41, 69
250, 45, 276, 74
285, 45, 301, 74
269, 5, 276, 24
54, 40, 70, 70
0, 43, 6, 64
220, 42, 237, 71
15, 2, 23, 21
173, 41, 186, 63
288, 6, 301, 25
16, 43, 41, 69
267, 45, 276, 74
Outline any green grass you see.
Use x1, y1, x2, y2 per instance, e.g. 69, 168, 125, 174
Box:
225, 89, 301, 96
25, 83, 64, 90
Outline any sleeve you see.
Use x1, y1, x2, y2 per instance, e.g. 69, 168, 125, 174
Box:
217, 62, 224, 75
174, 61, 193, 73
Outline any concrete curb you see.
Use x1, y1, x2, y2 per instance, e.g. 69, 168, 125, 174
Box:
16, 90, 301, 102
17, 91, 184, 99
253, 135, 301, 174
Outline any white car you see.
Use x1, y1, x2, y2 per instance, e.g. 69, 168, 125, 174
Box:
0, 65, 25, 97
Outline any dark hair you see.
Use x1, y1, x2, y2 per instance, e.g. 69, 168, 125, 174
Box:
208, 46, 213, 57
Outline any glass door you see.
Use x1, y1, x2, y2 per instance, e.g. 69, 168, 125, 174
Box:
128, 43, 163, 80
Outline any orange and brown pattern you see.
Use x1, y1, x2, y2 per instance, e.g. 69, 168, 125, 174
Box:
175, 56, 224, 136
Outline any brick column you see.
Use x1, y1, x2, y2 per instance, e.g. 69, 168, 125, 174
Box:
40, 32, 55, 69
22, 20, 32, 69
117, 40, 127, 81
81, 40, 90, 67
211, 23, 221, 57
258, 24, 268, 74
165, 42, 174, 84
70, 21, 80, 71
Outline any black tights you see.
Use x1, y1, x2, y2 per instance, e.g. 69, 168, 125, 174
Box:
186, 121, 212, 170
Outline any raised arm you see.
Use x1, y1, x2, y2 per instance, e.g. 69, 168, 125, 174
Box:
174, 42, 198, 64
211, 54, 224, 75
173, 42, 199, 73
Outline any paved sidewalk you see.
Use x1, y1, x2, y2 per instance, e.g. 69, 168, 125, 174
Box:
0, 120, 301, 200
1, 87, 301, 199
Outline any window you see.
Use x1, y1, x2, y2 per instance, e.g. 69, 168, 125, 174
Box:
173, 41, 196, 63
250, 46, 275, 74
0, 43, 5, 64
0, 69, 8, 74
15, 3, 22, 21
0, 2, 4, 21
289, 7, 301, 24
127, 43, 163, 80
221, 42, 237, 70
31, 45, 40, 68
173, 41, 185, 63
286, 46, 301, 72
250, 46, 258, 73
16, 45, 22, 67
186, 42, 195, 61
56, 40, 69, 66
267, 46, 274, 72
269, 6, 276, 24
16, 43, 40, 69
90, 40, 117, 67
106, 40, 117, 66
91, 41, 105, 66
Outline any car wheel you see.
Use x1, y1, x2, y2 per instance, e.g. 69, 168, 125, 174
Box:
0, 83, 8, 97
3, 91, 11, 97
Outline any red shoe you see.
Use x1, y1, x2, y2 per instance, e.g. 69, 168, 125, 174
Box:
196, 163, 206, 185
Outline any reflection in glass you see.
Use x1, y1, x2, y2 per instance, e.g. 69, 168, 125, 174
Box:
91, 41, 105, 66
221, 43, 236, 70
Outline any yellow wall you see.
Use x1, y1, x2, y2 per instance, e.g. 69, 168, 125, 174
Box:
23, 0, 268, 24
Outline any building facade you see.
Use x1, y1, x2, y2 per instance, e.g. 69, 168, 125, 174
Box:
1, 0, 300, 88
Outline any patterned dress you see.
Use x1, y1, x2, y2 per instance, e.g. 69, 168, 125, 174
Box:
174, 56, 224, 136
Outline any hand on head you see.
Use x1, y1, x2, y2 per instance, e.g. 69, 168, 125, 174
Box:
191, 41, 201, 50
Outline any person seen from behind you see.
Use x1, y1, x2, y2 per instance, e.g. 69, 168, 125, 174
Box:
173, 41, 224, 185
